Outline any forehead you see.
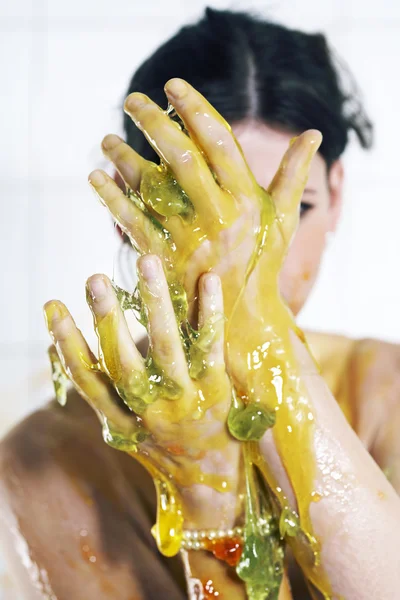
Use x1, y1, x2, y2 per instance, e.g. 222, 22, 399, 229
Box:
231, 119, 327, 190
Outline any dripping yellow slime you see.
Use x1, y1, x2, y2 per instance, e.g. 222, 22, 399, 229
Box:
45, 78, 349, 599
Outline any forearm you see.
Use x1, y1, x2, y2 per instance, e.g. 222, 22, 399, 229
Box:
260, 334, 400, 598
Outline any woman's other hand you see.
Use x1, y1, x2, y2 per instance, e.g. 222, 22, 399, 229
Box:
90, 78, 321, 440
44, 257, 241, 558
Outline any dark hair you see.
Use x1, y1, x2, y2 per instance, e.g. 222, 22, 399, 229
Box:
123, 8, 372, 170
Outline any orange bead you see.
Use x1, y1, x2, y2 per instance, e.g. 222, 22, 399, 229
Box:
204, 536, 243, 567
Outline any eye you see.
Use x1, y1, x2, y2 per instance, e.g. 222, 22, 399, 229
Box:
300, 201, 314, 218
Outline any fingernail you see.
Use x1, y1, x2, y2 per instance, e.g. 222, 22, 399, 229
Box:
88, 170, 106, 187
139, 255, 160, 282
87, 276, 108, 302
102, 134, 123, 152
205, 274, 219, 295
305, 132, 322, 165
308, 129, 323, 146
165, 78, 188, 100
43, 301, 67, 325
124, 93, 148, 114
304, 130, 323, 155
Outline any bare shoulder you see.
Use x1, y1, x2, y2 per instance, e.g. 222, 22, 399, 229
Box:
0, 388, 156, 530
0, 390, 99, 472
350, 336, 400, 417
306, 330, 356, 360
352, 336, 400, 372
0, 391, 185, 599
306, 330, 400, 384
307, 330, 400, 445
0, 389, 129, 501
305, 330, 357, 390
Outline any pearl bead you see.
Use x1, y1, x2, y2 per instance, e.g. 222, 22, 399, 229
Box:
181, 526, 244, 551
217, 530, 225, 539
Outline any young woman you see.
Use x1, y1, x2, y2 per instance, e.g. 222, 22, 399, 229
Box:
1, 9, 400, 600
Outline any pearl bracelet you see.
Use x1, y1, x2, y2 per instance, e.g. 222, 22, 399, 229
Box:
181, 526, 244, 550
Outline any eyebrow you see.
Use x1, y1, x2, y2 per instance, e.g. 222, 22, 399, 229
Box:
303, 188, 317, 195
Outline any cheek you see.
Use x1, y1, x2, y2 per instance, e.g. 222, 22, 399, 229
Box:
278, 217, 328, 314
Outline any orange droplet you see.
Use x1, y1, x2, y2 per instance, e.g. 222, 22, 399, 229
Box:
204, 536, 243, 567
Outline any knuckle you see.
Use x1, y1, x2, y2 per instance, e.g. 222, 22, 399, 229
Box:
213, 126, 234, 150
154, 335, 174, 363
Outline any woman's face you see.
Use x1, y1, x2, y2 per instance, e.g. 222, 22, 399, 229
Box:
232, 120, 343, 315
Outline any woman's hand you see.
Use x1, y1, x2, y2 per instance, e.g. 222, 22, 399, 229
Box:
89, 77, 322, 456
90, 79, 320, 320
44, 256, 242, 558
90, 78, 323, 434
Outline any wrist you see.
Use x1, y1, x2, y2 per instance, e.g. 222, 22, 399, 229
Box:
180, 483, 243, 530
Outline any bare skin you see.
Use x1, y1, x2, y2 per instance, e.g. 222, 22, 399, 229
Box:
1, 80, 400, 599
1, 337, 399, 599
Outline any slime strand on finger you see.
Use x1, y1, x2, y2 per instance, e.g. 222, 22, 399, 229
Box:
48, 345, 69, 407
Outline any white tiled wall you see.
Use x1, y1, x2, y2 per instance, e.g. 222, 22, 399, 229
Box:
1, 0, 399, 596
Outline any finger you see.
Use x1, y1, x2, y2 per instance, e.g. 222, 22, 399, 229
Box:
88, 169, 173, 260
268, 129, 322, 242
86, 274, 161, 416
164, 78, 256, 199
102, 135, 193, 231
101, 133, 148, 192
85, 274, 145, 382
137, 254, 190, 388
43, 300, 139, 440
197, 273, 225, 369
101, 135, 194, 228
124, 93, 234, 230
